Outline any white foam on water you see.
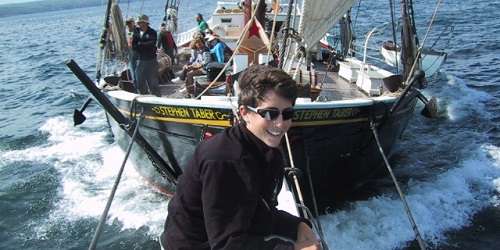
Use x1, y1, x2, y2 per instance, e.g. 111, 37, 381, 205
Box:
0, 113, 169, 239
319, 144, 500, 250
436, 74, 493, 122
52, 145, 169, 236
0, 115, 108, 164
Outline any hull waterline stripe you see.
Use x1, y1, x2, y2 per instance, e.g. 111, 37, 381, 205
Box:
118, 108, 232, 127
117, 103, 413, 128
291, 117, 368, 126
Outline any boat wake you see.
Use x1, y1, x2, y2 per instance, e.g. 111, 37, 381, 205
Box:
319, 144, 500, 249
318, 73, 500, 249
0, 112, 168, 242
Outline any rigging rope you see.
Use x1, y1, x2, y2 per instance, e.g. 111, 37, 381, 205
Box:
404, 0, 443, 84
88, 110, 144, 250
388, 0, 399, 73
370, 121, 427, 250
265, 0, 280, 65
284, 133, 329, 250
352, 0, 362, 35
278, 0, 295, 69
140, 0, 145, 14
195, 0, 261, 99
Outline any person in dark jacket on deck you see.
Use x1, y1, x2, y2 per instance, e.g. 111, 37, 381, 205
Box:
161, 65, 321, 250
132, 14, 161, 96
158, 22, 177, 60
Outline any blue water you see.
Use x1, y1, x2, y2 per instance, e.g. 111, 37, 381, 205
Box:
0, 0, 499, 249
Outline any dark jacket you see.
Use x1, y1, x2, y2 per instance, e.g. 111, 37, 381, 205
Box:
157, 29, 177, 59
161, 124, 307, 250
132, 27, 157, 60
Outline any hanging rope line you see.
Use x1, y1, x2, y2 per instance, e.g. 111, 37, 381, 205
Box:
370, 121, 426, 250
388, 0, 399, 73
352, 0, 362, 35
139, 0, 145, 14
265, 1, 280, 65
284, 133, 329, 250
195, 0, 261, 99
278, 0, 295, 69
88, 111, 144, 250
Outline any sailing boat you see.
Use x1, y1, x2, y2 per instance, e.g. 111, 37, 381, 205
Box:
67, 0, 440, 217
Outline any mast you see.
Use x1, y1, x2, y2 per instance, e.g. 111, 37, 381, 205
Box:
339, 10, 353, 58
400, 0, 420, 81
96, 0, 114, 81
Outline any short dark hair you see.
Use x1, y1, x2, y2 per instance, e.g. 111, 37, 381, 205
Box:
237, 65, 297, 107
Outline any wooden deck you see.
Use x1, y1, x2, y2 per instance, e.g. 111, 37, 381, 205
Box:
313, 63, 367, 101
158, 61, 368, 101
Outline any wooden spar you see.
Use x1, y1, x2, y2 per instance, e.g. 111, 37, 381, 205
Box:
65, 59, 181, 182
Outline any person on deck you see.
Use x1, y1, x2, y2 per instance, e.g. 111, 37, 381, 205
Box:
125, 17, 139, 82
172, 37, 211, 96
206, 34, 231, 64
132, 14, 161, 96
157, 22, 177, 61
161, 65, 321, 250
196, 13, 209, 34
157, 22, 177, 81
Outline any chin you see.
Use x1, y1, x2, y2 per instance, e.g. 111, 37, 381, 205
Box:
263, 137, 282, 148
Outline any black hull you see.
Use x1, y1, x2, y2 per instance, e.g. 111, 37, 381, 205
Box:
106, 92, 417, 214
286, 101, 416, 214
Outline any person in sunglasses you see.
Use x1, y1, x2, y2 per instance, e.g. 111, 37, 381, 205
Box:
161, 65, 321, 250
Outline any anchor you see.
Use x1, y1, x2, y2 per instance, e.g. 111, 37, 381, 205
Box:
389, 70, 439, 118
73, 98, 92, 126
414, 89, 438, 118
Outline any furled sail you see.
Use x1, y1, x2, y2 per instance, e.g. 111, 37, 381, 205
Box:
109, 2, 127, 61
298, 0, 356, 50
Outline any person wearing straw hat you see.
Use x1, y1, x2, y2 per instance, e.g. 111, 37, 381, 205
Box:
125, 17, 139, 82
206, 34, 232, 64
132, 14, 161, 96
161, 65, 320, 250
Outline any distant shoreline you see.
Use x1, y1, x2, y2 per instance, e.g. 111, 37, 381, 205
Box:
0, 0, 139, 18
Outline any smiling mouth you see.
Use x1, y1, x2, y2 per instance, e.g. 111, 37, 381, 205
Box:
266, 128, 284, 137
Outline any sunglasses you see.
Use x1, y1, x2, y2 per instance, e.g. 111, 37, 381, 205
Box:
246, 106, 294, 121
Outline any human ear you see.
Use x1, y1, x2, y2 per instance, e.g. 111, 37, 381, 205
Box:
238, 106, 250, 124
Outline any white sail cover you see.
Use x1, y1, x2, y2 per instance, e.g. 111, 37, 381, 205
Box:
299, 0, 356, 50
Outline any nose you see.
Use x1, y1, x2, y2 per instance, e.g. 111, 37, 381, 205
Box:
272, 114, 291, 129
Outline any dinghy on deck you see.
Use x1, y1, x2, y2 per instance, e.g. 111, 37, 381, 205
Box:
381, 40, 447, 77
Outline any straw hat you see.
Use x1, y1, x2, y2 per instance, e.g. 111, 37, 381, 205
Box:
137, 14, 149, 24
125, 17, 135, 24
206, 34, 217, 42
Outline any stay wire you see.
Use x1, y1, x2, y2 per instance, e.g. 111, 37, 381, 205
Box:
284, 133, 329, 250
370, 121, 426, 250
88, 110, 144, 250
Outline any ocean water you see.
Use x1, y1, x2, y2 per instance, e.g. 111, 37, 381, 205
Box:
0, 0, 499, 249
